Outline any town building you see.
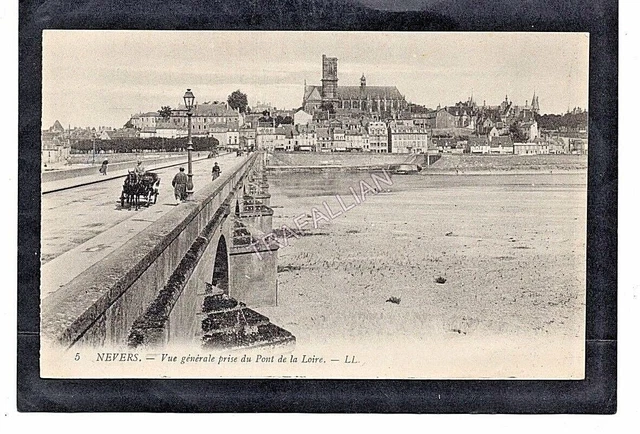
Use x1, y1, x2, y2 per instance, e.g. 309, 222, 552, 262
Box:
253, 101, 273, 115
239, 126, 256, 151
272, 127, 287, 151
345, 128, 367, 151
293, 125, 317, 152
130, 112, 160, 130
513, 141, 549, 155
489, 136, 514, 154
226, 129, 240, 147
388, 120, 430, 153
366, 121, 389, 153
316, 127, 331, 152
421, 108, 458, 129
256, 122, 276, 152
170, 101, 241, 137
293, 109, 313, 126
568, 138, 588, 154
446, 98, 477, 128
279, 125, 295, 151
431, 137, 457, 153
331, 128, 347, 151
468, 136, 490, 154
41, 121, 71, 165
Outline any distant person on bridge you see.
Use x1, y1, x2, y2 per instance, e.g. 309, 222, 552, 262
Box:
172, 167, 188, 202
99, 160, 108, 175
211, 162, 221, 180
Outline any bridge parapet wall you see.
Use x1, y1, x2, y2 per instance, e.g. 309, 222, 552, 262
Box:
41, 153, 259, 348
128, 163, 281, 347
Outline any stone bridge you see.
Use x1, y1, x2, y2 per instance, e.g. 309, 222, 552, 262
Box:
41, 152, 295, 351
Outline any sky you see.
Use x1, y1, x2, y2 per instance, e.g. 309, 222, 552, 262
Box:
42, 31, 589, 129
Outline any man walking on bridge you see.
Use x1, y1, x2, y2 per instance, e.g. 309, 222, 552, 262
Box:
99, 160, 108, 175
212, 162, 221, 180
172, 167, 188, 203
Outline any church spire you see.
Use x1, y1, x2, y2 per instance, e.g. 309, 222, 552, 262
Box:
532, 92, 540, 112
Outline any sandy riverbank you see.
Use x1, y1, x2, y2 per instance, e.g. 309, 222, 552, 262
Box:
429, 153, 587, 172
266, 153, 588, 177
256, 171, 587, 378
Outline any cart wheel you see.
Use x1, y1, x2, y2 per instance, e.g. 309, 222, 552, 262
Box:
154, 193, 159, 204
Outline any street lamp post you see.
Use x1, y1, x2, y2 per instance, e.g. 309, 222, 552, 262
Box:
183, 89, 195, 200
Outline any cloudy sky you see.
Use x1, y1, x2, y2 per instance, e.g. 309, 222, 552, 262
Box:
42, 31, 589, 128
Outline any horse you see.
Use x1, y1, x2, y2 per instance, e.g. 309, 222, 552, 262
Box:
121, 171, 145, 210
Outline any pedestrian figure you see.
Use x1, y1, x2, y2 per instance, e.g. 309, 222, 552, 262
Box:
172, 167, 188, 202
211, 162, 221, 180
134, 161, 145, 176
99, 160, 109, 175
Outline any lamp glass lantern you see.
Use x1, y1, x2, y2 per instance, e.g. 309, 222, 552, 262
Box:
183, 89, 195, 111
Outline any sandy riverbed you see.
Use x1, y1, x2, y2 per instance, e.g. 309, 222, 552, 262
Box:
256, 170, 587, 379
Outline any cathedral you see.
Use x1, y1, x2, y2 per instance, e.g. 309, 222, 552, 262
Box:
302, 55, 407, 114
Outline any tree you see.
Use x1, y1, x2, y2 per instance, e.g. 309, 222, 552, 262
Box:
259, 110, 273, 123
227, 90, 249, 113
158, 106, 172, 120
508, 123, 526, 142
536, 111, 588, 132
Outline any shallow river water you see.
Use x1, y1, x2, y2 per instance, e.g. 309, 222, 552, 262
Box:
257, 171, 588, 379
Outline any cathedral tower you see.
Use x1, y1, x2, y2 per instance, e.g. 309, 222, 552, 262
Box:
321, 54, 339, 103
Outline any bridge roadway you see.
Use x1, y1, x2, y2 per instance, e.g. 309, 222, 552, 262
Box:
41, 152, 248, 298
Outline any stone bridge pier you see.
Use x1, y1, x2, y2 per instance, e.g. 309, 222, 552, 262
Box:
41, 152, 295, 352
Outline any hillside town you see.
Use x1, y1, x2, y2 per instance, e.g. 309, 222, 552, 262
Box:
42, 55, 588, 165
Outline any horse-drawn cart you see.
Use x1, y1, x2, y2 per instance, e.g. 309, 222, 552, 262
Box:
120, 171, 161, 209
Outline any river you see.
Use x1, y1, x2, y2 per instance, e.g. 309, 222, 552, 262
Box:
256, 170, 587, 378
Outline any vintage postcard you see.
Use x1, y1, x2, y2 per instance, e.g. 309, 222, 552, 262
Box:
40, 30, 589, 379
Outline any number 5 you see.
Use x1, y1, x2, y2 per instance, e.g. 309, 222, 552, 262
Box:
74, 353, 80, 361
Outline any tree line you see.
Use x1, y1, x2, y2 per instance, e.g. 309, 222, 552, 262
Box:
71, 137, 219, 153
257, 112, 294, 126
535, 111, 588, 131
